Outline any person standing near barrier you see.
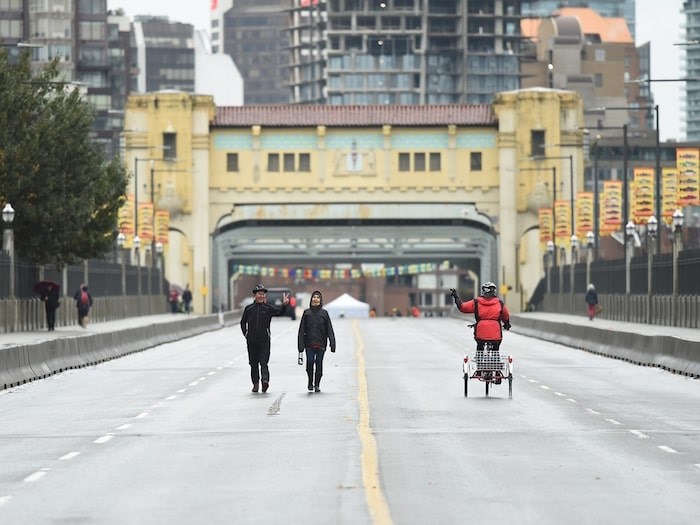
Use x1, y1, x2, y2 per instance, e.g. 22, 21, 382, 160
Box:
585, 284, 599, 321
297, 290, 336, 393
41, 283, 60, 331
73, 284, 93, 328
240, 284, 289, 393
182, 284, 193, 314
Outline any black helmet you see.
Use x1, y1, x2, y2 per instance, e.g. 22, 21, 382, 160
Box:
252, 284, 268, 294
481, 281, 497, 297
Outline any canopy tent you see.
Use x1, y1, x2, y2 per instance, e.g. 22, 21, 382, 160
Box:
324, 293, 370, 319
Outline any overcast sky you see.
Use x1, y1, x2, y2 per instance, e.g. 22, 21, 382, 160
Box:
107, 0, 685, 140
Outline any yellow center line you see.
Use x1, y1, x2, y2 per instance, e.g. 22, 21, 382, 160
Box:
353, 320, 394, 525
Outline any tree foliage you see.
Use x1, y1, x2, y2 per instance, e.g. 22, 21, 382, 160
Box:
0, 50, 127, 266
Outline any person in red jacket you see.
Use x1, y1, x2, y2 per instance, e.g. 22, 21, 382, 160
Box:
450, 282, 510, 359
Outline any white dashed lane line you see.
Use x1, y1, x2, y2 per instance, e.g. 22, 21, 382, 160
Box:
658, 445, 680, 454
135, 412, 149, 419
24, 468, 51, 483
605, 418, 622, 425
628, 430, 649, 439
94, 434, 114, 445
59, 452, 81, 461
0, 495, 12, 507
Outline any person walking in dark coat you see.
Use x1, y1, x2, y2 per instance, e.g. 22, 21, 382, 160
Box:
297, 290, 336, 393
73, 284, 93, 328
585, 283, 599, 321
182, 284, 193, 314
41, 283, 60, 331
240, 284, 289, 393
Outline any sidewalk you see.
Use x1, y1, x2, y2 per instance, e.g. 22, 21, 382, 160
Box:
513, 312, 700, 343
0, 314, 189, 351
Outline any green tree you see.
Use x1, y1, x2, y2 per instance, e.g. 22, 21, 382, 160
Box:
0, 49, 127, 266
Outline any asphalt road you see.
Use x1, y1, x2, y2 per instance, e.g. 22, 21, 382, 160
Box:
0, 317, 698, 524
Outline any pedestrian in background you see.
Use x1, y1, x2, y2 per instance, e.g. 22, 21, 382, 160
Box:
73, 284, 93, 328
585, 284, 599, 321
240, 284, 289, 393
297, 290, 336, 393
169, 288, 180, 313
41, 283, 60, 331
182, 284, 193, 314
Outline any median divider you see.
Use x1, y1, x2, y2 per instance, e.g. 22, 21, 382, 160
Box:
511, 314, 700, 378
0, 312, 237, 390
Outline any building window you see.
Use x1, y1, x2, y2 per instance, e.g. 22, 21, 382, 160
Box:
283, 153, 295, 172
429, 152, 441, 171
267, 153, 279, 172
595, 73, 603, 87
530, 130, 545, 158
163, 132, 177, 160
399, 152, 410, 171
470, 152, 482, 171
299, 153, 311, 172
226, 153, 239, 172
414, 152, 425, 171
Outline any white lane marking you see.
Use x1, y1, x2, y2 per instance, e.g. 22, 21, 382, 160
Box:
554, 392, 567, 397
59, 452, 80, 461
694, 464, 700, 471
198, 377, 206, 381
585, 408, 601, 414
165, 395, 177, 400
24, 468, 50, 483
658, 445, 680, 454
94, 434, 114, 444
566, 398, 578, 403
115, 424, 131, 431
189, 381, 199, 387
628, 430, 649, 439
135, 412, 149, 419
208, 371, 216, 376
177, 389, 187, 393
0, 496, 12, 507
216, 366, 223, 370
150, 403, 162, 409
528, 379, 540, 383
540, 385, 551, 390
605, 418, 622, 425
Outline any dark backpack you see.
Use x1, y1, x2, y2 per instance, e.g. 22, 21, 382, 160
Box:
80, 290, 89, 305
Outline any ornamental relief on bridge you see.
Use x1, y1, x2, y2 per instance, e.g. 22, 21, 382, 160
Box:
332, 140, 377, 177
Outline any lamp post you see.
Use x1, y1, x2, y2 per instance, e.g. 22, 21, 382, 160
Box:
2, 203, 16, 298
586, 230, 595, 287
570, 235, 579, 314
156, 241, 164, 296
671, 209, 684, 326
145, 245, 152, 299
134, 235, 142, 298
624, 220, 636, 321
558, 245, 565, 300
546, 240, 554, 293
533, 155, 575, 236
646, 216, 658, 324
117, 232, 126, 296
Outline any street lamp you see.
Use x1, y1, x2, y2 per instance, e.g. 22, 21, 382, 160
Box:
586, 230, 595, 287
145, 244, 152, 298
546, 240, 554, 293
133, 235, 142, 298
624, 220, 636, 321
156, 241, 164, 296
646, 216, 658, 324
532, 155, 575, 236
2, 203, 16, 298
570, 235, 579, 314
672, 209, 684, 326
117, 232, 126, 296
558, 245, 565, 299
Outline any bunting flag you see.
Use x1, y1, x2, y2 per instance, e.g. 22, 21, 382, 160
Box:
155, 210, 170, 245
600, 180, 622, 236
662, 167, 679, 225
137, 202, 154, 244
231, 263, 442, 280
575, 192, 594, 239
631, 167, 655, 224
554, 200, 571, 244
118, 195, 135, 244
676, 147, 699, 206
538, 208, 553, 245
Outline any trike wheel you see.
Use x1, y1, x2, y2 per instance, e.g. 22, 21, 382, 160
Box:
485, 380, 490, 397
508, 374, 513, 399
464, 374, 468, 397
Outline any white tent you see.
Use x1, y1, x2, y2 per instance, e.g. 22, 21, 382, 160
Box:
324, 293, 370, 319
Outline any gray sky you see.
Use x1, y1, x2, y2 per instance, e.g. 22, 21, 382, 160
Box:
108, 0, 685, 140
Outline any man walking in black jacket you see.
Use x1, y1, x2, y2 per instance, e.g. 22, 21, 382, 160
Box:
240, 284, 289, 393
297, 290, 336, 392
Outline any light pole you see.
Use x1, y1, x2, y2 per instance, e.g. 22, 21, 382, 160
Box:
546, 240, 554, 293
134, 235, 142, 298
671, 209, 684, 326
625, 220, 636, 321
646, 216, 658, 324
570, 235, 579, 314
558, 245, 565, 300
156, 241, 164, 296
117, 232, 126, 296
145, 245, 152, 298
586, 230, 595, 287
533, 155, 575, 236
2, 203, 16, 298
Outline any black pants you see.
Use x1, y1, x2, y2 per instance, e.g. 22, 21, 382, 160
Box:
45, 305, 56, 330
305, 348, 326, 387
247, 339, 271, 385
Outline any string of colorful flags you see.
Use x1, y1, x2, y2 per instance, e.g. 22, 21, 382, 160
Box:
233, 261, 450, 280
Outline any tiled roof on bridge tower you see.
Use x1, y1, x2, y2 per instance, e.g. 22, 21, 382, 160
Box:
212, 105, 497, 128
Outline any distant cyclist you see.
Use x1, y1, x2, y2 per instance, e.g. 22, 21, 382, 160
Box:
450, 282, 510, 360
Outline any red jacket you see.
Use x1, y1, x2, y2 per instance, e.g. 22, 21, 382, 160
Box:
458, 296, 509, 341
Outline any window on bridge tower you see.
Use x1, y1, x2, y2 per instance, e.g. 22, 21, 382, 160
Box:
470, 152, 482, 171
267, 153, 279, 172
399, 153, 410, 171
430, 152, 441, 171
299, 153, 310, 172
226, 153, 239, 172
414, 152, 425, 171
